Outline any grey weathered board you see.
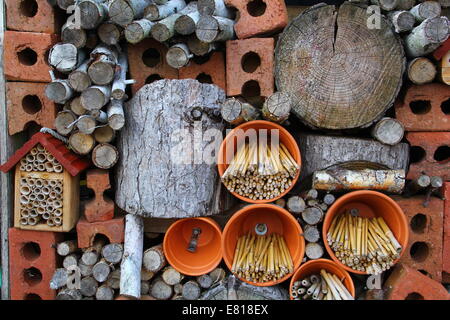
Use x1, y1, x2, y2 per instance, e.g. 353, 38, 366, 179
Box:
275, 2, 405, 129
115, 79, 234, 218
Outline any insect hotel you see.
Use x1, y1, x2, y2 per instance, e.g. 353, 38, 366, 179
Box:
0, 132, 90, 232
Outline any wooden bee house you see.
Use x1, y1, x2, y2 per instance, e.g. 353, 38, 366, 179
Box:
0, 133, 91, 232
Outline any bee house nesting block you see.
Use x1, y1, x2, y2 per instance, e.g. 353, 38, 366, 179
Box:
0, 133, 91, 232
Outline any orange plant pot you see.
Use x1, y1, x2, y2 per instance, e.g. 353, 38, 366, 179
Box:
322, 190, 409, 275
163, 217, 222, 276
289, 259, 355, 300
217, 120, 301, 204
222, 204, 305, 287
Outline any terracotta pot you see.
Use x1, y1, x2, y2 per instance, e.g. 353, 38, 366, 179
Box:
163, 217, 222, 276
217, 120, 301, 204
222, 204, 305, 286
289, 259, 355, 300
322, 190, 409, 275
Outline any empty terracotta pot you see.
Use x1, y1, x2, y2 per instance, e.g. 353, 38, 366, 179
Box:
217, 120, 301, 204
322, 190, 409, 275
163, 217, 222, 276
222, 204, 305, 286
289, 259, 355, 300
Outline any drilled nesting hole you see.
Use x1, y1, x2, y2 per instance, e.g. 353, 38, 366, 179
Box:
17, 48, 38, 66
241, 52, 261, 73
441, 98, 450, 114
20, 0, 38, 17
405, 292, 424, 300
247, 0, 267, 17
22, 95, 42, 114
242, 80, 261, 98
23, 267, 42, 286
409, 100, 431, 115
196, 73, 212, 84
22, 242, 41, 260
410, 214, 427, 233
192, 55, 211, 65
410, 241, 429, 262
434, 145, 450, 162
24, 293, 42, 300
145, 74, 162, 84
142, 48, 161, 67
410, 146, 426, 163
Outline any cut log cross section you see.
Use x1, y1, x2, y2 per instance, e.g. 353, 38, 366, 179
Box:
275, 2, 405, 129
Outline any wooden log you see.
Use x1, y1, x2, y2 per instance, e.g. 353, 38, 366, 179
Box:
49, 43, 86, 74
197, 274, 213, 289
182, 280, 201, 300
370, 0, 398, 11
151, 277, 173, 300
81, 251, 100, 267
79, 261, 94, 277
303, 225, 320, 243
187, 35, 217, 56
220, 98, 260, 125
120, 214, 144, 299
57, 288, 82, 300
50, 268, 68, 290
106, 268, 121, 289
57, 0, 75, 10
86, 31, 100, 50
371, 117, 405, 145
98, 22, 123, 46
209, 267, 226, 284
78, 0, 108, 29
404, 17, 450, 57
112, 51, 134, 101
144, 0, 187, 21
438, 0, 450, 8
46, 76, 74, 105
162, 266, 183, 285
388, 10, 416, 33
61, 21, 87, 49
68, 60, 92, 92
81, 85, 112, 111
93, 259, 111, 282
312, 169, 406, 193
80, 276, 99, 297
440, 50, 450, 85
166, 43, 193, 69
143, 244, 167, 273
286, 196, 306, 215
141, 281, 150, 295
305, 242, 324, 260
69, 131, 96, 155
198, 0, 234, 18
108, 0, 154, 27
151, 12, 183, 42
174, 283, 183, 295
407, 57, 437, 84
323, 193, 335, 206
404, 174, 431, 197
410, 1, 441, 22
141, 269, 155, 281
175, 2, 200, 35
96, 284, 114, 300
102, 243, 124, 264
57, 240, 78, 256
195, 15, 235, 43
301, 207, 323, 225
94, 125, 116, 143
262, 92, 292, 124
63, 253, 79, 269
76, 115, 98, 135
301, 189, 318, 200
275, 2, 405, 130
125, 19, 154, 44
88, 45, 119, 85
92, 143, 119, 169
396, 0, 415, 10
115, 79, 227, 218
107, 99, 125, 130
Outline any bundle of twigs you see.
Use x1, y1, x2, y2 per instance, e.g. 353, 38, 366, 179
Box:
221, 140, 299, 200
326, 212, 402, 275
231, 233, 294, 283
291, 269, 353, 300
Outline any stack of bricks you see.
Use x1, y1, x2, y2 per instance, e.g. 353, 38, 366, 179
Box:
128, 0, 289, 103
4, 0, 60, 135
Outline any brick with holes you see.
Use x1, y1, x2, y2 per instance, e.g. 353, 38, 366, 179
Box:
179, 52, 226, 91
83, 169, 114, 223
394, 84, 450, 131
406, 132, 450, 181
443, 182, 450, 283
384, 264, 449, 300
127, 39, 178, 94
226, 38, 274, 98
6, 82, 57, 135
225, 0, 288, 39
76, 216, 125, 248
4, 31, 58, 82
9, 228, 63, 300
5, 0, 61, 33
391, 196, 443, 282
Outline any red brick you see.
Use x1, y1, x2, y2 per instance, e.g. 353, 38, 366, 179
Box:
83, 169, 114, 223
179, 52, 226, 92
127, 39, 178, 94
443, 182, 450, 282
6, 0, 60, 33
406, 132, 450, 181
225, 0, 288, 39
392, 196, 443, 282
9, 228, 63, 300
433, 38, 450, 61
6, 82, 57, 135
4, 31, 58, 82
226, 38, 274, 98
394, 84, 450, 131
76, 216, 125, 248
384, 264, 449, 300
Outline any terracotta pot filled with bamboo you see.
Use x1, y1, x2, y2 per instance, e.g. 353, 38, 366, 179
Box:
289, 259, 355, 300
322, 190, 409, 275
222, 204, 305, 286
217, 120, 301, 203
